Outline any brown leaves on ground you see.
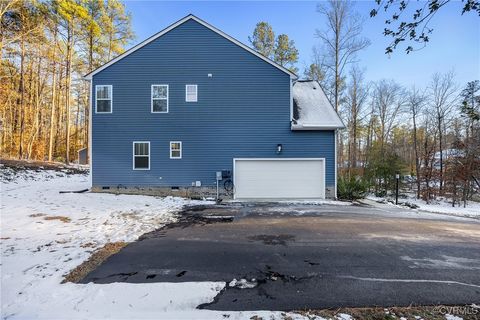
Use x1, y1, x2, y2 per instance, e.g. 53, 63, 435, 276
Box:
29, 213, 71, 223
44, 216, 71, 223
62, 242, 128, 283
297, 305, 479, 320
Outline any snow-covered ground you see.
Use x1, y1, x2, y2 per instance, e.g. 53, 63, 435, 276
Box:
0, 167, 331, 320
366, 194, 480, 219
1, 166, 469, 319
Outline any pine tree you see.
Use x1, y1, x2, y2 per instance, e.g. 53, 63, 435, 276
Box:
248, 22, 275, 58
273, 34, 298, 73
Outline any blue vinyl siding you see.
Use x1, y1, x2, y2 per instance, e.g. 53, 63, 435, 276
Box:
91, 19, 335, 188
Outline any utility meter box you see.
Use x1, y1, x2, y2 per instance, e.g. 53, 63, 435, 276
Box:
216, 171, 222, 181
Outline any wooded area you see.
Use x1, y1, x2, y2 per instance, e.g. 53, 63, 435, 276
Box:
1, 0, 479, 206
0, 0, 133, 163
310, 1, 480, 206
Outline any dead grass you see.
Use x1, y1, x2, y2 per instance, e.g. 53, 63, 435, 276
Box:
44, 216, 71, 223
62, 242, 128, 283
295, 305, 479, 320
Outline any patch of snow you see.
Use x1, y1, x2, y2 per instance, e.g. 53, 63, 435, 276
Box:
228, 278, 257, 289
366, 194, 480, 219
292, 80, 344, 129
445, 315, 463, 320
336, 313, 354, 320
279, 199, 353, 206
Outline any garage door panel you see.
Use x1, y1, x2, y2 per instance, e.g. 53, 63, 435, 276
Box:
234, 159, 325, 199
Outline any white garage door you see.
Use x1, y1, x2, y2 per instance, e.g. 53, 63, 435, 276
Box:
234, 158, 325, 199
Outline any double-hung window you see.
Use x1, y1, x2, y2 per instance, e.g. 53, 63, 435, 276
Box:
170, 141, 182, 159
185, 85, 197, 102
96, 85, 112, 113
133, 142, 150, 170
151, 85, 169, 113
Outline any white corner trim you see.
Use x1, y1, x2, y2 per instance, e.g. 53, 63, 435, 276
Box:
88, 80, 93, 187
289, 79, 293, 122
95, 85, 113, 114
151, 84, 169, 113
169, 141, 182, 159
334, 130, 338, 199
84, 14, 297, 80
132, 141, 151, 170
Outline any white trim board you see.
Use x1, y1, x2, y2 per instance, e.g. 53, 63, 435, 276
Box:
84, 14, 297, 80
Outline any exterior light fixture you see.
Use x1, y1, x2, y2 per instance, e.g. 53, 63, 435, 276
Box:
277, 144, 282, 153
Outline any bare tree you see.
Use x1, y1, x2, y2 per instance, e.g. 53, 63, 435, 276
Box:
371, 79, 406, 151
407, 86, 427, 198
315, 0, 370, 112
428, 71, 458, 194
343, 65, 369, 174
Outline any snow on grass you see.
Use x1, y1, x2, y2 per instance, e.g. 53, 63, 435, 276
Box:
366, 194, 480, 219
0, 167, 333, 320
0, 168, 227, 319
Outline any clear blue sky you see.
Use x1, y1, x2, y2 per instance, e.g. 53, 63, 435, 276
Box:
123, 1, 479, 88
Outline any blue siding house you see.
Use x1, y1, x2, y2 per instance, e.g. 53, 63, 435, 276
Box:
85, 15, 344, 199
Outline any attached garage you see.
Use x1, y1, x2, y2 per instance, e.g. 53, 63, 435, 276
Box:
233, 158, 325, 200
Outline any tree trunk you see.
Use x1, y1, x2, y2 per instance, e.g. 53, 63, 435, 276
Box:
17, 37, 26, 159
65, 22, 74, 164
412, 110, 421, 199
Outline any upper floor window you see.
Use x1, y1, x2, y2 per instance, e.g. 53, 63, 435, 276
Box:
170, 141, 182, 159
151, 85, 169, 113
133, 141, 150, 170
96, 85, 112, 113
185, 85, 197, 102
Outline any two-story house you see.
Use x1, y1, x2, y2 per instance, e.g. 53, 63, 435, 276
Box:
84, 14, 344, 199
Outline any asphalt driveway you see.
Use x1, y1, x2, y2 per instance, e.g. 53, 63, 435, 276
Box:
81, 202, 480, 311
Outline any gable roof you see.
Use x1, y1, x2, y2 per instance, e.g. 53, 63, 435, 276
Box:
84, 14, 297, 80
292, 80, 345, 130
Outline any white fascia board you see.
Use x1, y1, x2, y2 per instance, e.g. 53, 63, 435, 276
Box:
84, 14, 297, 80
291, 124, 346, 130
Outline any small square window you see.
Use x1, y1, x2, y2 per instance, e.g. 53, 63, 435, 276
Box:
170, 141, 182, 159
152, 85, 169, 113
185, 85, 197, 102
133, 142, 150, 170
96, 85, 112, 113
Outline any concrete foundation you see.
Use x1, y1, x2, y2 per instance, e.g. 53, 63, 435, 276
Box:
91, 185, 230, 200
91, 185, 337, 200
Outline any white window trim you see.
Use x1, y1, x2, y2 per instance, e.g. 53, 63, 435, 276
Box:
151, 84, 169, 113
185, 84, 198, 102
170, 141, 182, 159
95, 85, 113, 114
132, 141, 150, 170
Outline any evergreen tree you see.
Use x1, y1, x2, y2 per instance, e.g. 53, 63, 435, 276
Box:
273, 34, 298, 73
248, 21, 275, 58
